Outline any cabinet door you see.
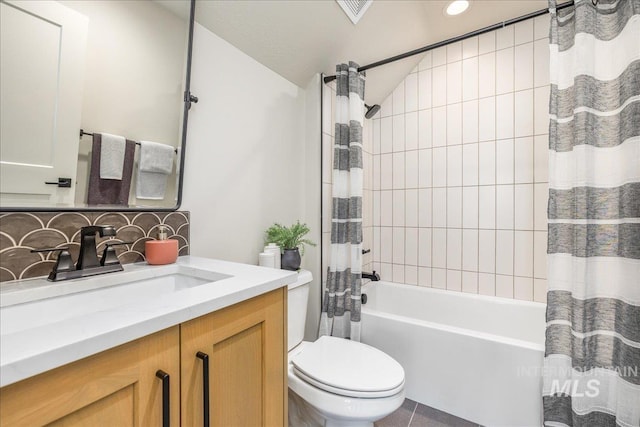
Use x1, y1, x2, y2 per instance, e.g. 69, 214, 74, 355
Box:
0, 326, 180, 426
181, 288, 287, 427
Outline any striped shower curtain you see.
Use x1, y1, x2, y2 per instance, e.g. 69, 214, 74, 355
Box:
543, 0, 640, 426
319, 62, 365, 341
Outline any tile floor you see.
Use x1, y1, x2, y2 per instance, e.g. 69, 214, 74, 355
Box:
375, 399, 481, 427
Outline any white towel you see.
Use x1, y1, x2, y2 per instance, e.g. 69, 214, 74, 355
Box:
99, 133, 126, 180
136, 141, 175, 200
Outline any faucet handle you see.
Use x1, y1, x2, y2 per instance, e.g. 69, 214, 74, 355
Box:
31, 247, 75, 279
100, 241, 133, 266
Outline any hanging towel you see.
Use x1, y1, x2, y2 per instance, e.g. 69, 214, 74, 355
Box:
87, 133, 135, 206
136, 141, 174, 200
99, 133, 126, 179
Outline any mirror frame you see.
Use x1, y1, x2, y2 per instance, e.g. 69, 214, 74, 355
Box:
0, 0, 196, 212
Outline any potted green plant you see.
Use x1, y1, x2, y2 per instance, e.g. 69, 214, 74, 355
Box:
265, 221, 316, 271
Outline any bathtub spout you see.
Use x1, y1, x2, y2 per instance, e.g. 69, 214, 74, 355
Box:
362, 271, 380, 281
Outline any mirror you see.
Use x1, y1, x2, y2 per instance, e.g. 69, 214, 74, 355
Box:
0, 0, 194, 211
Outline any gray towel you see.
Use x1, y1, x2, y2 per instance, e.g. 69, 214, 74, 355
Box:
136, 141, 174, 200
87, 134, 135, 206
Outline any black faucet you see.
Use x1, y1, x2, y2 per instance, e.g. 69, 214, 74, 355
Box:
362, 271, 380, 281
77, 225, 117, 270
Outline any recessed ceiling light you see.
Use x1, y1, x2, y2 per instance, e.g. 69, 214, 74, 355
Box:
445, 0, 469, 16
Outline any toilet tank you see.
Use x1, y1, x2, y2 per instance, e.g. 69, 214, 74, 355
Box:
288, 270, 312, 351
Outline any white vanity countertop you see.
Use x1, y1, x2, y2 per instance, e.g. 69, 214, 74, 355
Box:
0, 256, 297, 387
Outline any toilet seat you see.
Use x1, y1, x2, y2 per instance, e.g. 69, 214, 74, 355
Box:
291, 336, 405, 399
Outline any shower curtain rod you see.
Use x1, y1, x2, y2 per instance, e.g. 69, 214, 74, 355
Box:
323, 0, 574, 84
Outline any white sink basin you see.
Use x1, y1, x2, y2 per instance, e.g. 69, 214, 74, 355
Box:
0, 265, 230, 335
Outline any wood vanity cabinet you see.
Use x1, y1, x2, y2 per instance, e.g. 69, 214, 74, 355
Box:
0, 287, 287, 427
0, 326, 181, 426
180, 287, 287, 427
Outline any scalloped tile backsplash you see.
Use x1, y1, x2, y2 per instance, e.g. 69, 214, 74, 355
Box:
0, 211, 189, 283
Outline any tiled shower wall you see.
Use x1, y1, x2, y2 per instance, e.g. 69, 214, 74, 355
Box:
322, 15, 550, 302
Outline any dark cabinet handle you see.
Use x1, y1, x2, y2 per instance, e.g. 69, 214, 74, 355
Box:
196, 351, 210, 427
156, 370, 170, 427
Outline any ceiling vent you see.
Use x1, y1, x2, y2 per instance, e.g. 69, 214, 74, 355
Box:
336, 0, 373, 25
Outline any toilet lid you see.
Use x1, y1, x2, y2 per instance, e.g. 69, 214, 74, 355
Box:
291, 336, 405, 398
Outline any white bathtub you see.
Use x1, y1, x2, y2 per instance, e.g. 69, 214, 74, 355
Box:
360, 281, 546, 427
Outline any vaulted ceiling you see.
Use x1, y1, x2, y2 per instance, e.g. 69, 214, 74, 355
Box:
190, 0, 548, 104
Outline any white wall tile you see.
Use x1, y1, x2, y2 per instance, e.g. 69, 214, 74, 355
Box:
514, 277, 533, 301
405, 227, 418, 266
534, 183, 548, 231
515, 136, 534, 183
418, 70, 432, 110
478, 186, 496, 229
433, 188, 447, 228
534, 39, 550, 88
534, 278, 547, 303
478, 53, 496, 98
380, 227, 392, 262
515, 43, 534, 91
393, 115, 405, 152
372, 118, 381, 155
462, 57, 478, 101
405, 73, 418, 113
478, 272, 495, 295
381, 116, 393, 153
462, 36, 479, 59
405, 111, 418, 151
393, 152, 404, 189
447, 269, 462, 291
432, 147, 447, 187
496, 138, 514, 184
534, 14, 550, 40
432, 106, 447, 147
496, 26, 514, 49
393, 190, 405, 226
534, 135, 548, 182
418, 228, 432, 267
462, 229, 479, 271
515, 184, 534, 230
478, 32, 495, 55
381, 154, 393, 191
418, 267, 432, 286
447, 145, 463, 187
405, 265, 418, 285
323, 183, 332, 231
373, 227, 381, 262
463, 186, 479, 229
406, 189, 418, 227
496, 93, 515, 139
447, 228, 462, 270
462, 100, 479, 144
478, 230, 496, 273
432, 229, 447, 268
419, 188, 432, 228
447, 62, 462, 104
514, 19, 534, 45
534, 85, 550, 135
373, 154, 381, 190
447, 103, 462, 146
418, 109, 432, 149
406, 151, 419, 188
432, 65, 447, 107
380, 263, 392, 281
447, 187, 462, 228
381, 190, 393, 226
393, 227, 405, 264
514, 231, 534, 277
462, 143, 479, 186
419, 51, 432, 70
478, 96, 496, 141
381, 94, 392, 117
418, 149, 432, 188
496, 185, 514, 229
496, 275, 514, 298
496, 230, 514, 275
496, 48, 514, 94
393, 81, 405, 115
447, 41, 462, 63
373, 189, 381, 226
534, 231, 547, 278
462, 271, 478, 293
432, 268, 447, 289
392, 264, 405, 283
515, 89, 534, 137
433, 46, 447, 66
478, 140, 496, 185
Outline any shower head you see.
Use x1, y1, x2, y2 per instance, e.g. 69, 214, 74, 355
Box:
365, 103, 381, 119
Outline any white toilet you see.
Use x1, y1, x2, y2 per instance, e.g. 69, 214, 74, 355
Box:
288, 270, 405, 427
